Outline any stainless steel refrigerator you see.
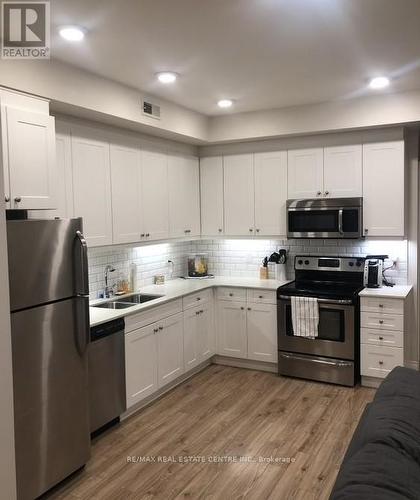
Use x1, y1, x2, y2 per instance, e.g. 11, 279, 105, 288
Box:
7, 218, 91, 500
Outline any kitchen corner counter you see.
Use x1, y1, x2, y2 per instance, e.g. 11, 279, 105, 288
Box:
359, 285, 413, 299
89, 276, 290, 327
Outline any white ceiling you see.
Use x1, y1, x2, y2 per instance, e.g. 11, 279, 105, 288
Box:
50, 0, 420, 116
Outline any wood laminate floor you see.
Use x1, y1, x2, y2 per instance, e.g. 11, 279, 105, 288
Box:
46, 366, 375, 500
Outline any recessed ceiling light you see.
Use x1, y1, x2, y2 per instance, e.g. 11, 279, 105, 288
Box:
156, 72, 178, 84
217, 99, 233, 108
369, 76, 390, 90
59, 26, 85, 42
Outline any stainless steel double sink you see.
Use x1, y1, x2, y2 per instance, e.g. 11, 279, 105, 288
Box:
92, 293, 164, 310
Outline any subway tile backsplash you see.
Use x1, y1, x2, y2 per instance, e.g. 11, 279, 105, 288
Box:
88, 238, 408, 298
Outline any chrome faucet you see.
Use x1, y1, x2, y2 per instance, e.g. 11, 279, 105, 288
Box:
104, 265, 116, 298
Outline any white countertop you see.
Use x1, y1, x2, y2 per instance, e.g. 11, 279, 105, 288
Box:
359, 285, 413, 299
89, 276, 290, 327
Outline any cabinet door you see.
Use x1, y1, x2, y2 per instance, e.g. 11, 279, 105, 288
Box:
323, 145, 362, 198
110, 143, 142, 244
363, 141, 404, 237
54, 129, 74, 218
141, 149, 169, 241
200, 302, 216, 360
224, 154, 255, 236
200, 156, 224, 236
183, 306, 201, 371
217, 301, 247, 359
287, 148, 323, 199
125, 324, 158, 408
6, 107, 57, 209
71, 131, 113, 247
247, 303, 277, 363
254, 151, 288, 236
157, 312, 184, 388
168, 154, 200, 238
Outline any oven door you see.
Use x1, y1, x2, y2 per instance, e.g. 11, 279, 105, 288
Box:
277, 296, 355, 360
287, 207, 362, 238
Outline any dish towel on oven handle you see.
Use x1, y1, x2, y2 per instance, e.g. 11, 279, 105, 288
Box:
291, 296, 319, 338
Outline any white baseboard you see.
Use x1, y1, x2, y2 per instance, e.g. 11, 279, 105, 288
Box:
212, 355, 277, 373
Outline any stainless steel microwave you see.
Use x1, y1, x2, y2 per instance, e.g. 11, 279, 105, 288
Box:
287, 197, 363, 239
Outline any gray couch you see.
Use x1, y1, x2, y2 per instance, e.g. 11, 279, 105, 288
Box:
330, 366, 420, 499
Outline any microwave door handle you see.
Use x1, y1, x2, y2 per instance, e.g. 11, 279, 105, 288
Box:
338, 209, 344, 235
75, 230, 89, 297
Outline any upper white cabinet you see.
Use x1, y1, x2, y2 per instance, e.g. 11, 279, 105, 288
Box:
288, 146, 362, 199
224, 154, 255, 236
110, 142, 142, 244
168, 153, 200, 238
287, 148, 323, 199
200, 156, 224, 236
323, 145, 362, 198
71, 129, 113, 247
363, 141, 405, 237
254, 151, 288, 236
141, 149, 169, 241
4, 107, 56, 210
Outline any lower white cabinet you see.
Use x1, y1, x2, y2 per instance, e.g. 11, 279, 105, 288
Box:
247, 303, 277, 362
217, 289, 277, 361
157, 312, 184, 388
184, 302, 215, 371
125, 323, 158, 408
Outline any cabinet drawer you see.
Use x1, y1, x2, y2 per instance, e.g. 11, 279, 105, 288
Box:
125, 299, 182, 333
247, 289, 276, 305
183, 289, 213, 310
361, 328, 403, 348
216, 287, 247, 302
361, 312, 403, 332
361, 297, 404, 315
361, 345, 404, 378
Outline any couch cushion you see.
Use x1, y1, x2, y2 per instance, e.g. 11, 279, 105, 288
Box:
375, 366, 420, 402
330, 442, 420, 500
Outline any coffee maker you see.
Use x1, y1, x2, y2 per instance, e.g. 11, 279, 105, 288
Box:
364, 255, 388, 288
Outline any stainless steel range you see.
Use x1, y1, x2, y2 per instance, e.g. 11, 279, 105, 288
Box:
277, 255, 365, 386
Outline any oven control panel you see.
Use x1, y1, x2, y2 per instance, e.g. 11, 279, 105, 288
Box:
295, 256, 364, 272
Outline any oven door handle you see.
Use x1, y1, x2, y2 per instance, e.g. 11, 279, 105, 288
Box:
278, 295, 353, 305
279, 353, 353, 368
338, 209, 344, 235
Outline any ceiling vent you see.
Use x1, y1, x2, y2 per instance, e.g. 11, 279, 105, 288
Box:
142, 99, 161, 120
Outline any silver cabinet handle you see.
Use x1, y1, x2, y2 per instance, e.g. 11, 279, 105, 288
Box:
14, 196, 21, 203
5, 195, 10, 203
338, 209, 343, 235
184, 229, 191, 234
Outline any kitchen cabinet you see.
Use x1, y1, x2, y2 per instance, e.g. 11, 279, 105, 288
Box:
287, 148, 323, 199
110, 142, 142, 244
71, 129, 113, 247
168, 153, 200, 238
184, 302, 215, 371
254, 151, 288, 236
362, 141, 405, 237
323, 145, 362, 198
224, 154, 255, 236
246, 303, 277, 362
217, 301, 248, 359
141, 149, 169, 241
54, 127, 73, 218
157, 312, 184, 387
125, 323, 158, 408
200, 156, 224, 236
3, 106, 56, 210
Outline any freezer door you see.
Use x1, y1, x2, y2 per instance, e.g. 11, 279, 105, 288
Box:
7, 218, 88, 311
11, 297, 90, 500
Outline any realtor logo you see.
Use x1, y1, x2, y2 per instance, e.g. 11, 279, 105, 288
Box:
1, 1, 50, 59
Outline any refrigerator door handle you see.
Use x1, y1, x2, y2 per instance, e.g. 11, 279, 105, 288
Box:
75, 230, 89, 297
75, 296, 90, 356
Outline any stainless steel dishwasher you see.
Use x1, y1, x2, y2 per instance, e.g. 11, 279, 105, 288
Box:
88, 318, 126, 433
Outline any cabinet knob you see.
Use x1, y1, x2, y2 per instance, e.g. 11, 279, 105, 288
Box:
196, 311, 200, 315
378, 304, 384, 308
200, 310, 203, 314
4, 195, 10, 203
229, 293, 233, 297
145, 233, 150, 237
247, 307, 251, 311
196, 297, 201, 301
218, 228, 223, 233
379, 320, 384, 324
378, 360, 384, 365
184, 229, 191, 234
140, 233, 145, 238
249, 228, 253, 232
324, 191, 329, 196
364, 229, 368, 234
256, 229, 260, 233
240, 306, 245, 310
258, 295, 263, 299
379, 336, 384, 341
153, 328, 159, 334
317, 191, 322, 196
14, 196, 21, 203
159, 326, 163, 331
